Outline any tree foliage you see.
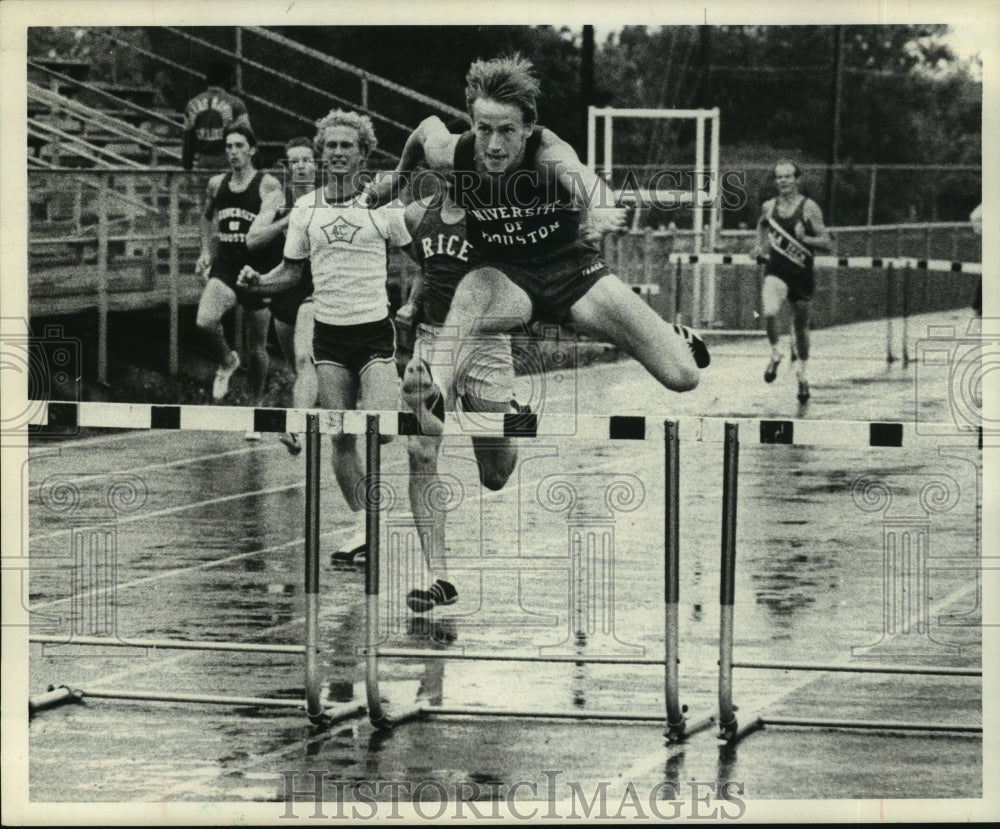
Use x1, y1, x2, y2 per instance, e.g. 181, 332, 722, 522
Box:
28, 23, 981, 222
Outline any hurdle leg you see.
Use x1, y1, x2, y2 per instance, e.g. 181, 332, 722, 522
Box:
886, 264, 896, 364
304, 413, 323, 721
364, 414, 388, 728
717, 422, 740, 742
663, 420, 714, 743
716, 422, 763, 745
901, 265, 911, 365
664, 420, 684, 741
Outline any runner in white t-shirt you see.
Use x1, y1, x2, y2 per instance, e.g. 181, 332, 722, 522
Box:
239, 110, 412, 564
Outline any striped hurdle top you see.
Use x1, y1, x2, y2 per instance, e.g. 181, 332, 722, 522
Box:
661, 252, 981, 275
27, 401, 980, 448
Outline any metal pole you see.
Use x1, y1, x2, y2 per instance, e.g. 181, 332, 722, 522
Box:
693, 115, 705, 325
901, 265, 911, 365
96, 178, 109, 385
603, 112, 613, 184
234, 28, 243, 94
674, 257, 683, 325
866, 166, 877, 227
587, 106, 596, 172
167, 174, 180, 376
664, 420, 685, 743
717, 422, 739, 742
30, 634, 304, 655
304, 413, 322, 721
886, 264, 896, 364
364, 414, 387, 727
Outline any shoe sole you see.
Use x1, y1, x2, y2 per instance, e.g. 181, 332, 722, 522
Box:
280, 434, 302, 455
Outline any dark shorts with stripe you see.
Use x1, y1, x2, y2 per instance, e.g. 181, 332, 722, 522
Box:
313, 317, 395, 375
768, 267, 816, 303
483, 243, 610, 324
269, 282, 313, 326
209, 259, 268, 311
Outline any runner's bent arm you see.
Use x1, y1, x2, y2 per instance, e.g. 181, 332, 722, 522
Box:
197, 175, 222, 275
397, 117, 460, 175
238, 257, 305, 294
246, 177, 288, 251
754, 200, 774, 260
800, 200, 832, 252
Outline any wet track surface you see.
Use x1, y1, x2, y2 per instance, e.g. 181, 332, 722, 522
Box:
22, 310, 987, 811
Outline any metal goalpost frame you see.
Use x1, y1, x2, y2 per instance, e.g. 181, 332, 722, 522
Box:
587, 106, 722, 327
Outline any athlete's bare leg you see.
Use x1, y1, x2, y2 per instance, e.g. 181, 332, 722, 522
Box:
316, 363, 364, 512
244, 307, 271, 404
568, 274, 699, 392
402, 267, 531, 435
196, 279, 237, 363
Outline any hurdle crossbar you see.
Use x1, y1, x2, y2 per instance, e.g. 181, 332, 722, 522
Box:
27, 402, 980, 446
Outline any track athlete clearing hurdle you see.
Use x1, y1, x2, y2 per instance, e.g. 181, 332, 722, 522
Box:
385, 55, 710, 437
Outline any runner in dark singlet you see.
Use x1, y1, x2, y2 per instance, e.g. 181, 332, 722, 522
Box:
753, 160, 831, 404
195, 125, 282, 435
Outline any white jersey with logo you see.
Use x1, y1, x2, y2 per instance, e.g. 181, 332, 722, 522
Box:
284, 190, 412, 326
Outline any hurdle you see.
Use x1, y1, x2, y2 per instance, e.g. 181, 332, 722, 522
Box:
709, 419, 983, 744
361, 411, 715, 743
27, 404, 367, 726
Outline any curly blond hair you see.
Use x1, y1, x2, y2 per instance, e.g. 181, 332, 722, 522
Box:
314, 109, 378, 157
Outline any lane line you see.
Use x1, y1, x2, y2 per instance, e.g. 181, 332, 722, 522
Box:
27, 444, 285, 495
30, 482, 303, 543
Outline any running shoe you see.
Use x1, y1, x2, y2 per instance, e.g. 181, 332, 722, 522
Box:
280, 432, 302, 455
244, 430, 262, 441
764, 354, 782, 384
797, 379, 811, 403
212, 350, 240, 400
406, 579, 458, 614
672, 324, 711, 368
330, 529, 366, 567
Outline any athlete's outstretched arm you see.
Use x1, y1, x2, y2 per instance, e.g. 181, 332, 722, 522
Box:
397, 117, 460, 174
537, 130, 625, 238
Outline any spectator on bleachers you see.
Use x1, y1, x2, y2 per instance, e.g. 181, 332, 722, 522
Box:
181, 61, 251, 170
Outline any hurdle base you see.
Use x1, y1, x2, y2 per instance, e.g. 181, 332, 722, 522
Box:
29, 684, 84, 717
717, 712, 764, 746
664, 710, 716, 746
310, 702, 367, 727
370, 703, 426, 731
